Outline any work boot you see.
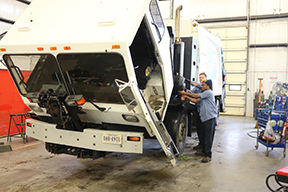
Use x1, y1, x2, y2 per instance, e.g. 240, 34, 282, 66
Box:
193, 144, 202, 150
202, 156, 211, 163
194, 151, 205, 156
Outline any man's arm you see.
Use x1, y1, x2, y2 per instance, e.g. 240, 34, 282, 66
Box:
190, 81, 198, 86
183, 95, 200, 103
178, 90, 201, 98
190, 81, 202, 89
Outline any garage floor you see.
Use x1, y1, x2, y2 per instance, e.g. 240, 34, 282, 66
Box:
0, 116, 287, 192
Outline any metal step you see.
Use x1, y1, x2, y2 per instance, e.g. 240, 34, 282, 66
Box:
144, 102, 179, 167
115, 79, 179, 166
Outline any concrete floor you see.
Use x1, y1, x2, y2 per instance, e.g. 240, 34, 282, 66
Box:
0, 116, 287, 192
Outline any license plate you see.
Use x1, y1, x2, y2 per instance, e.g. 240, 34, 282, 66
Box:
102, 133, 122, 144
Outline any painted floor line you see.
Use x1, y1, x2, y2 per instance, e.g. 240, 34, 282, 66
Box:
13, 141, 43, 150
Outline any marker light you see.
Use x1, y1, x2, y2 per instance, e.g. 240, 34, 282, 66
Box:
112, 45, 120, 49
0, 48, 6, 52
63, 46, 71, 50
37, 47, 44, 51
50, 47, 57, 51
27, 98, 33, 103
76, 96, 86, 105
127, 136, 140, 142
27, 122, 32, 127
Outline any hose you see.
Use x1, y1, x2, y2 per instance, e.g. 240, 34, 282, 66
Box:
266, 174, 277, 192
247, 130, 258, 138
265, 174, 287, 192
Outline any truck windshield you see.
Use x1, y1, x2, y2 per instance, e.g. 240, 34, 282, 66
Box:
57, 53, 128, 103
3, 54, 67, 95
4, 53, 128, 104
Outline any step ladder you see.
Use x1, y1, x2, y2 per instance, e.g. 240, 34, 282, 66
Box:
115, 79, 179, 166
7, 113, 29, 143
144, 102, 179, 166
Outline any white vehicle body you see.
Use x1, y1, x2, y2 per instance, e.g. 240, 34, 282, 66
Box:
166, 18, 226, 111
0, 0, 203, 166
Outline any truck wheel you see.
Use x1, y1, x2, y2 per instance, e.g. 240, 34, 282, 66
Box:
164, 109, 188, 155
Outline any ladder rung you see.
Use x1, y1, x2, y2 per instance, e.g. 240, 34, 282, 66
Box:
15, 123, 26, 126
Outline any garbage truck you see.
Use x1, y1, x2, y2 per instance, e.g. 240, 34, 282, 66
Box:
0, 0, 224, 166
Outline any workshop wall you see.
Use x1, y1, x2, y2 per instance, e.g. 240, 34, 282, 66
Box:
0, 0, 30, 137
247, 17, 288, 117
0, 0, 287, 121
160, 0, 288, 19
0, 0, 29, 33
160, 0, 288, 116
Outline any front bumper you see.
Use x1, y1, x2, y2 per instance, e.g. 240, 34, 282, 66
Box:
26, 119, 143, 154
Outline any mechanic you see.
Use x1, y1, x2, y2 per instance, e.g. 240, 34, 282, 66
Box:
179, 79, 217, 163
188, 72, 207, 151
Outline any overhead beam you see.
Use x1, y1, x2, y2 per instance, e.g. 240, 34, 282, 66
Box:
249, 43, 288, 48
0, 17, 14, 24
16, 0, 30, 5
196, 13, 288, 23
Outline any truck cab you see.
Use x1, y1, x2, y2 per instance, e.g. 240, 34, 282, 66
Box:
1, 0, 197, 166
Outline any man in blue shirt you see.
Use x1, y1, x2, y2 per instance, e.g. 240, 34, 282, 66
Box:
179, 79, 217, 163
189, 72, 207, 150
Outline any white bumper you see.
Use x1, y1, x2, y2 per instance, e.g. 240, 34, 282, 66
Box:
26, 119, 143, 154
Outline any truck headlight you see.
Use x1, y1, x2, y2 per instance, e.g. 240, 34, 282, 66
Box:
122, 114, 139, 122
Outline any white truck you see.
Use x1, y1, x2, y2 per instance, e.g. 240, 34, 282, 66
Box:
0, 0, 224, 166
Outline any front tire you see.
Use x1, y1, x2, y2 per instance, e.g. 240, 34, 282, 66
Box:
164, 108, 188, 155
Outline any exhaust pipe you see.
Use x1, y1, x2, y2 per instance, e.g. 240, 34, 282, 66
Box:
175, 5, 183, 44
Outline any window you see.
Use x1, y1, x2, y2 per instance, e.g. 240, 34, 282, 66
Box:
4, 53, 129, 104
57, 53, 128, 103
229, 84, 242, 91
4, 54, 66, 95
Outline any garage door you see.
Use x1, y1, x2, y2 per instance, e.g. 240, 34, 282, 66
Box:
203, 24, 248, 116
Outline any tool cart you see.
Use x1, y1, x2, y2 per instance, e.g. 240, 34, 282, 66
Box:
255, 109, 287, 157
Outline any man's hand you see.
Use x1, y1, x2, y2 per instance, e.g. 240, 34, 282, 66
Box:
182, 95, 188, 99
190, 81, 198, 86
178, 90, 186, 95
182, 94, 199, 104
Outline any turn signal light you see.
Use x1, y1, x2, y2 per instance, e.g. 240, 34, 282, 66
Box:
0, 48, 6, 52
37, 47, 44, 51
112, 45, 120, 49
50, 47, 57, 51
63, 46, 71, 50
127, 136, 140, 142
76, 96, 86, 105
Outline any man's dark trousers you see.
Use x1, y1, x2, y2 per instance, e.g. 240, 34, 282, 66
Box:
201, 117, 216, 158
195, 111, 203, 146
